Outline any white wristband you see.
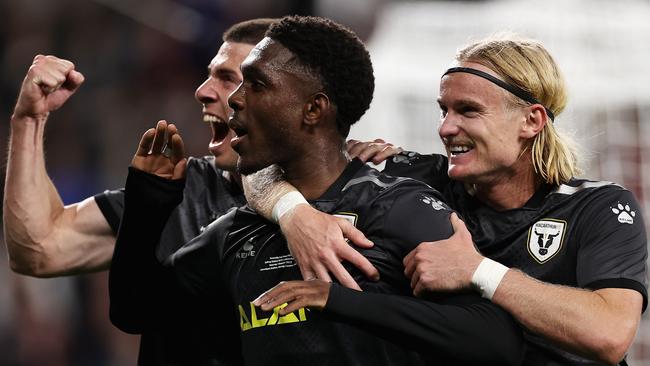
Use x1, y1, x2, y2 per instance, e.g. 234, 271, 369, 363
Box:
471, 258, 509, 300
271, 191, 309, 223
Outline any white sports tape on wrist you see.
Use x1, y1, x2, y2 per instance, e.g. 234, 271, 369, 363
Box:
271, 191, 308, 223
471, 258, 509, 300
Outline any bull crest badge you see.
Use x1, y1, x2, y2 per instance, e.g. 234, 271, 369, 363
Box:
527, 219, 566, 264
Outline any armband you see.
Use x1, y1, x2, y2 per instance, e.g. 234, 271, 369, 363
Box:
471, 258, 509, 300
271, 191, 308, 223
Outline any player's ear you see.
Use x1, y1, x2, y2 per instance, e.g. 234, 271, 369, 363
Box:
520, 104, 547, 139
303, 92, 330, 126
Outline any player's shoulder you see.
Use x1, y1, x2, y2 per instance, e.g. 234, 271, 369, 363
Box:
550, 178, 635, 202
186, 155, 218, 174
547, 178, 641, 217
344, 163, 436, 195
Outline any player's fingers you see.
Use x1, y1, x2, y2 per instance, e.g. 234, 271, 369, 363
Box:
151, 120, 168, 154
337, 240, 378, 281
327, 258, 362, 291
345, 139, 360, 152
410, 266, 421, 290
169, 126, 186, 163
371, 145, 403, 165
357, 143, 389, 163
339, 220, 373, 248
412, 279, 425, 297
346, 140, 370, 158
312, 262, 332, 284
173, 158, 187, 180
32, 72, 60, 92
449, 212, 471, 241
255, 282, 296, 309
403, 249, 415, 278
136, 128, 156, 157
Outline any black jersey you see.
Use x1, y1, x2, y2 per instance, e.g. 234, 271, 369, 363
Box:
384, 151, 649, 366
97, 156, 246, 366
110, 159, 525, 365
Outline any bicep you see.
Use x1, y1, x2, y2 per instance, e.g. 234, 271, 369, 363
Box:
27, 197, 116, 277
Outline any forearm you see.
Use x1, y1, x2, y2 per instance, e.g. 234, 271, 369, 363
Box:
324, 284, 524, 365
243, 164, 300, 221
109, 167, 184, 333
4, 115, 116, 276
5, 115, 67, 273
493, 269, 642, 364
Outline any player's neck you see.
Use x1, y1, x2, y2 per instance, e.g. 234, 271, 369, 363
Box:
473, 168, 543, 211
283, 147, 349, 201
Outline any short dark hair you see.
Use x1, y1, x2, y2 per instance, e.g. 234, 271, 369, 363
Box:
266, 16, 374, 137
223, 18, 277, 45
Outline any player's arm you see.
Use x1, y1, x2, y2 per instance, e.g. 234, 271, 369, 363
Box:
255, 280, 522, 365
243, 165, 376, 290
108, 121, 188, 333
404, 206, 646, 365
3, 55, 116, 277
243, 140, 400, 289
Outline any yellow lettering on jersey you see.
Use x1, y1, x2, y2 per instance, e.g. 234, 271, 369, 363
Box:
239, 304, 252, 331
239, 302, 308, 331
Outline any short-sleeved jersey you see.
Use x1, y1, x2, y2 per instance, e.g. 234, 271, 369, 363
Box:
384, 151, 649, 366
167, 159, 455, 365
96, 156, 246, 366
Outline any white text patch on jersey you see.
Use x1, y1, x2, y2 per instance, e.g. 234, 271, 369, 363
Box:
527, 219, 566, 264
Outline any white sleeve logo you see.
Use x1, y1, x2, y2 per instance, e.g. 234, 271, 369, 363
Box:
421, 195, 446, 211
611, 202, 635, 225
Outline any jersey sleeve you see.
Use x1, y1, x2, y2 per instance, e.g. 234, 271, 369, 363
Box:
109, 167, 188, 333
324, 284, 524, 365
574, 187, 648, 311
165, 210, 237, 301
378, 183, 454, 256
94, 189, 125, 234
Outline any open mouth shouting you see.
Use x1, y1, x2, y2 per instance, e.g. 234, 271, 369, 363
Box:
205, 113, 235, 156
228, 115, 248, 153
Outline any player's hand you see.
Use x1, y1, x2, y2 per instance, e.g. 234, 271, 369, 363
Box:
132, 120, 187, 180
280, 204, 379, 291
13, 55, 85, 119
253, 280, 331, 315
346, 138, 403, 165
403, 213, 484, 296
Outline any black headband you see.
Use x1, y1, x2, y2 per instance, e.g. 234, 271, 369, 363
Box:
442, 67, 555, 121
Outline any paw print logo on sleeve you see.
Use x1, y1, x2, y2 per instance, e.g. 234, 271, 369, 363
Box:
421, 195, 446, 211
611, 202, 635, 224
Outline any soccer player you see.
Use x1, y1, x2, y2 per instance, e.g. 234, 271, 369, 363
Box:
110, 16, 524, 365
251, 34, 648, 366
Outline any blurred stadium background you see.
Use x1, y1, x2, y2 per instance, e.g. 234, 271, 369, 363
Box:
0, 0, 648, 364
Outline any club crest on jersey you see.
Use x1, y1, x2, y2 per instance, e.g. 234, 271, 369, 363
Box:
611, 202, 635, 225
334, 212, 358, 226
527, 219, 566, 264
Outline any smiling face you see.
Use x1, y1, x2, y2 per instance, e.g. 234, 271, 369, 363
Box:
228, 38, 319, 175
194, 41, 255, 171
437, 62, 531, 187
